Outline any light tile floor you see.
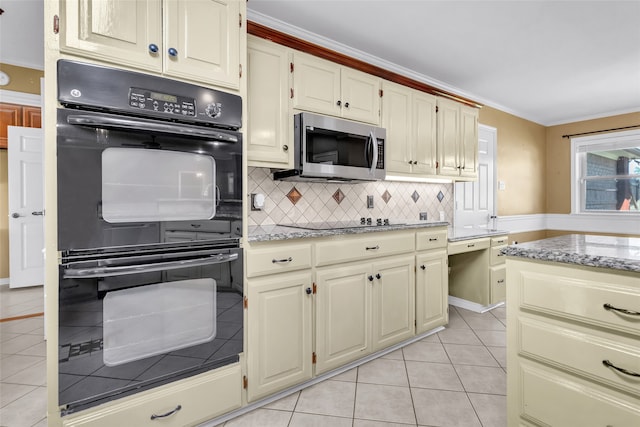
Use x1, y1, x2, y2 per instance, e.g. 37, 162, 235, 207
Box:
0, 283, 507, 427
1, 285, 47, 427
221, 305, 507, 427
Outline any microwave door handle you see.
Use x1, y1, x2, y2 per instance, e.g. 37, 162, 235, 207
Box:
369, 131, 378, 175
66, 115, 239, 143
62, 252, 238, 278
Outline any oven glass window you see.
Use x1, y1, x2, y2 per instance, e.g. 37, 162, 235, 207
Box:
102, 148, 216, 222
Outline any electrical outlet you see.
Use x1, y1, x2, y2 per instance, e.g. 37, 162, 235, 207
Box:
419, 212, 428, 220
367, 195, 374, 209
498, 181, 506, 190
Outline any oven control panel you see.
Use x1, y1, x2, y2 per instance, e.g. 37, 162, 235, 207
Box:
129, 88, 198, 118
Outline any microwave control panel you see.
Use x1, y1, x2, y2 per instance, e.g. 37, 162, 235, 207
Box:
377, 141, 385, 169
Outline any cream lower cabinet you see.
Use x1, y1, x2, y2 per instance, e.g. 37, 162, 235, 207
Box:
506, 259, 640, 426
61, 365, 242, 427
315, 254, 415, 374
246, 271, 313, 401
415, 229, 449, 333
245, 242, 313, 402
60, 0, 241, 89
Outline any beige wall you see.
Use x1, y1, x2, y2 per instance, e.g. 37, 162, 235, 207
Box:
0, 63, 44, 95
478, 106, 547, 216
546, 111, 640, 214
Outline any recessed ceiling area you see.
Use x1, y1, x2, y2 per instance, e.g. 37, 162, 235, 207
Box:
247, 0, 640, 126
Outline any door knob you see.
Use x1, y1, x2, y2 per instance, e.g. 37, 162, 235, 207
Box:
32, 211, 44, 216
11, 212, 21, 218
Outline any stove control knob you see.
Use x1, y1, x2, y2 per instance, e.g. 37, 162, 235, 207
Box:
205, 103, 221, 118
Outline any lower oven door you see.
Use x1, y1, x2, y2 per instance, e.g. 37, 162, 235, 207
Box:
58, 245, 243, 415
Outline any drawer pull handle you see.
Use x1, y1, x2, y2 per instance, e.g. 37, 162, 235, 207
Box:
602, 360, 640, 377
366, 245, 380, 250
603, 303, 640, 316
151, 405, 182, 420
420, 265, 426, 270
467, 243, 475, 248
272, 257, 293, 264
429, 238, 438, 241
497, 279, 505, 284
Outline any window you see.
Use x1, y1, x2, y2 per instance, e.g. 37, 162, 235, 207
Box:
572, 129, 640, 214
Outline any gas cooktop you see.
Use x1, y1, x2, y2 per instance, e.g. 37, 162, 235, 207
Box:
279, 219, 405, 230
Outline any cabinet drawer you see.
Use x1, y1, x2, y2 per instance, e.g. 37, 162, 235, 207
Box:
315, 232, 415, 267
416, 229, 447, 251
516, 361, 640, 426
490, 265, 506, 304
513, 262, 640, 337
490, 245, 506, 265
491, 235, 508, 246
247, 243, 312, 277
62, 364, 242, 427
447, 238, 490, 255
518, 316, 640, 396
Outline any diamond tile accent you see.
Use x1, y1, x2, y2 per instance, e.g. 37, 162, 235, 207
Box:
382, 190, 392, 204
286, 186, 303, 205
333, 189, 345, 204
437, 191, 445, 202
411, 191, 420, 203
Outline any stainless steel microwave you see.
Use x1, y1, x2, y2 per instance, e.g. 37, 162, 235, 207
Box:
273, 112, 386, 182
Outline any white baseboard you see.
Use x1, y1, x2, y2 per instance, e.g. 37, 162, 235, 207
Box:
494, 214, 640, 236
0, 278, 9, 286
448, 296, 505, 313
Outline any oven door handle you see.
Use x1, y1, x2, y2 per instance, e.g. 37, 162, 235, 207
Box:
62, 252, 238, 278
66, 115, 239, 143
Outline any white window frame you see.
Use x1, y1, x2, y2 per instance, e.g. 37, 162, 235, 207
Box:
571, 129, 640, 214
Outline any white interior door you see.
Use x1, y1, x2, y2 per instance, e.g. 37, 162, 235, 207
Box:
8, 126, 44, 288
454, 124, 497, 228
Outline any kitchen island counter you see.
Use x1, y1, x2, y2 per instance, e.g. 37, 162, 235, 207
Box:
501, 234, 640, 273
248, 220, 448, 242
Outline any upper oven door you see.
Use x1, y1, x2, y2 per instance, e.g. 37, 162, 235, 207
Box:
57, 108, 243, 251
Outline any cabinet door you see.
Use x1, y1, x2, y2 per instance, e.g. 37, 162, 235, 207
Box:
412, 92, 437, 175
460, 105, 479, 178
341, 67, 380, 124
61, 0, 162, 71
292, 52, 341, 117
372, 255, 415, 351
0, 103, 22, 148
247, 271, 313, 401
382, 81, 412, 174
164, 0, 240, 89
416, 249, 448, 333
22, 106, 42, 129
316, 263, 371, 374
247, 36, 292, 168
436, 97, 461, 176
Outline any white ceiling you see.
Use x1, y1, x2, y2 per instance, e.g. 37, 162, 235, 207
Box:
1, 1, 638, 126
247, 0, 640, 125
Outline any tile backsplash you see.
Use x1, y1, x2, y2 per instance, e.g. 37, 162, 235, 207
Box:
247, 167, 453, 226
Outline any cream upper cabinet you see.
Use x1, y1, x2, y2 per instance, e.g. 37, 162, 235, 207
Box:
292, 52, 381, 125
382, 81, 437, 176
247, 36, 292, 168
437, 97, 479, 178
61, 0, 241, 89
246, 271, 313, 402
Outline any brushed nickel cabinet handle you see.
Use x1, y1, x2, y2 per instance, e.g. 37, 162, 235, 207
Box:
272, 257, 293, 264
151, 405, 182, 420
602, 360, 640, 377
365, 245, 380, 250
603, 303, 640, 316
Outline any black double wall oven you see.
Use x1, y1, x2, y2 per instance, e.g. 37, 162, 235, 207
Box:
56, 60, 243, 414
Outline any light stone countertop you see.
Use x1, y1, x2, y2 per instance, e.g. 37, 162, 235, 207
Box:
247, 221, 449, 242
501, 234, 640, 273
